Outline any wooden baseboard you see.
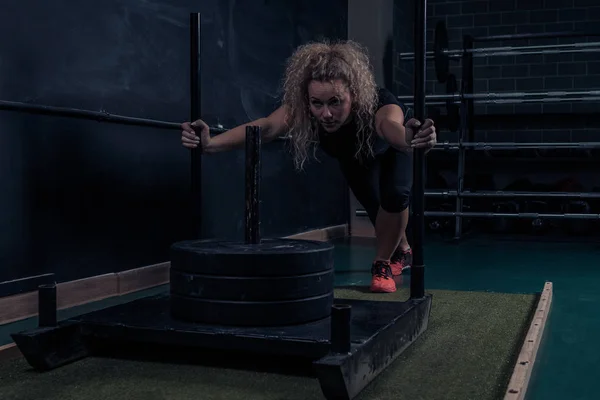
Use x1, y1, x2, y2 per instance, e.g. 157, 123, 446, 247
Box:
286, 224, 348, 241
0, 224, 347, 326
0, 342, 18, 361
117, 262, 170, 296
0, 262, 170, 326
350, 216, 375, 238
504, 281, 553, 400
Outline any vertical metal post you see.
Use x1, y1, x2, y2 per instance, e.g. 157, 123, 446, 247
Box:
38, 284, 57, 327
411, 0, 426, 299
454, 111, 466, 239
330, 304, 351, 353
190, 13, 202, 239
465, 36, 475, 144
455, 35, 474, 240
245, 126, 262, 244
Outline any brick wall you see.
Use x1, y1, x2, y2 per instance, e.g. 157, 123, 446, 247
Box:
390, 0, 600, 204
395, 0, 600, 143
393, 0, 415, 96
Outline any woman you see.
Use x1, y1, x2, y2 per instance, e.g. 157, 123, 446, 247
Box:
180, 40, 437, 293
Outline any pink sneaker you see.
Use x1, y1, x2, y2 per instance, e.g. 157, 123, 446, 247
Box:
370, 261, 396, 293
390, 249, 412, 276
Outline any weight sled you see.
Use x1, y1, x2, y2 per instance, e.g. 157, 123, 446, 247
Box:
11, 284, 432, 400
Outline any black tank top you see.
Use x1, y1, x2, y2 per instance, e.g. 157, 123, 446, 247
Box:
318, 87, 408, 162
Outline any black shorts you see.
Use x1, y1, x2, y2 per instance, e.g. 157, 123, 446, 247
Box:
339, 146, 413, 225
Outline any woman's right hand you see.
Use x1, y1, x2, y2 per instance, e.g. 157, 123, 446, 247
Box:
181, 119, 210, 150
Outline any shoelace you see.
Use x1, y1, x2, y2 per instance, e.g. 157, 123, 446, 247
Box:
371, 262, 392, 278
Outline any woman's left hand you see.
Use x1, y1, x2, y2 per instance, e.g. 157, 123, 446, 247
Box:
406, 118, 437, 150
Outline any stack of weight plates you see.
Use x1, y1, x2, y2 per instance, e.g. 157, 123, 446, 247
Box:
169, 238, 335, 326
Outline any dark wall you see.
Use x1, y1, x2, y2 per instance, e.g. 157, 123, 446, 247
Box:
199, 0, 349, 240
393, 0, 415, 96
0, 0, 349, 284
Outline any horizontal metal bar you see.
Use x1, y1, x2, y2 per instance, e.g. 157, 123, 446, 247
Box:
406, 96, 600, 107
397, 94, 456, 101
426, 190, 600, 199
427, 211, 600, 219
434, 142, 600, 150
397, 90, 600, 102
468, 41, 600, 54
426, 211, 600, 219
0, 98, 290, 138
473, 31, 600, 42
408, 101, 447, 106
472, 46, 600, 58
399, 41, 600, 60
0, 99, 189, 131
469, 90, 600, 99
404, 96, 600, 108
476, 96, 600, 104
355, 209, 600, 219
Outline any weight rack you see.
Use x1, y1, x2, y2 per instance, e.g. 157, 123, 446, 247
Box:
357, 29, 600, 240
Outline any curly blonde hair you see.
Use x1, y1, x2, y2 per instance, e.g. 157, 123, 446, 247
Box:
281, 39, 378, 170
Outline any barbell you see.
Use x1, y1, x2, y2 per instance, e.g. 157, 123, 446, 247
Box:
400, 89, 600, 103
420, 21, 600, 83
426, 190, 600, 199
400, 87, 600, 132
431, 142, 600, 152
356, 209, 600, 220
0, 99, 231, 134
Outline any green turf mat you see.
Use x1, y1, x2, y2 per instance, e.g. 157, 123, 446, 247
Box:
0, 287, 537, 400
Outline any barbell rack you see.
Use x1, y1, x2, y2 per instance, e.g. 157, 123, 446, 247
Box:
367, 28, 600, 240
454, 29, 599, 238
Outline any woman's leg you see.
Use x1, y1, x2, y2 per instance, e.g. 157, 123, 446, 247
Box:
373, 209, 409, 261
378, 147, 413, 275
339, 160, 397, 293
339, 160, 381, 229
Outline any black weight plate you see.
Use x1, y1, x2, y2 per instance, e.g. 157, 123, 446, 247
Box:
445, 74, 460, 132
170, 238, 334, 277
170, 291, 334, 326
434, 20, 449, 83
169, 268, 334, 301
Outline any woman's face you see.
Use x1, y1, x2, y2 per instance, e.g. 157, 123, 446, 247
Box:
307, 79, 353, 133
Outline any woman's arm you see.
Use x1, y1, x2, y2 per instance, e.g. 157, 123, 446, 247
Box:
374, 104, 437, 153
182, 106, 289, 153
374, 104, 408, 150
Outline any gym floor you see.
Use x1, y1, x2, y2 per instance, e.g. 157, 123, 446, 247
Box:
332, 235, 600, 400
1, 234, 598, 399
